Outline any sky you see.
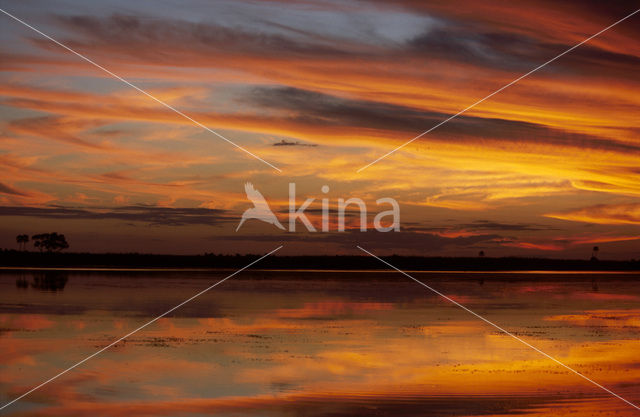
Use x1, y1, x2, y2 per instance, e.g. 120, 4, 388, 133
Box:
0, 0, 639, 258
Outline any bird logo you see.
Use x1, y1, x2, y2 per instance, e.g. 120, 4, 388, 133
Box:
236, 182, 285, 231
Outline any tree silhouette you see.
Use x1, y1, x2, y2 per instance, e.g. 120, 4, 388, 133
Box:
591, 246, 599, 261
16, 234, 29, 250
478, 250, 485, 258
32, 233, 69, 252
32, 233, 46, 252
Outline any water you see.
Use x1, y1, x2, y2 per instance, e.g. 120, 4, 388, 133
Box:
1, 269, 639, 416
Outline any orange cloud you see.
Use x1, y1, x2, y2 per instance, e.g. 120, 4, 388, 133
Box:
546, 203, 640, 225
501, 242, 564, 251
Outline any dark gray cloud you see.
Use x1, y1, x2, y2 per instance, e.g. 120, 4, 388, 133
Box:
342, 230, 501, 252
52, 13, 353, 61
226, 229, 500, 252
249, 86, 445, 132
0, 183, 28, 196
0, 205, 233, 226
403, 221, 561, 236
407, 26, 639, 76
408, 28, 545, 72
51, 8, 640, 77
389, 0, 640, 75
460, 220, 559, 232
273, 139, 317, 147
248, 86, 640, 154
275, 207, 366, 217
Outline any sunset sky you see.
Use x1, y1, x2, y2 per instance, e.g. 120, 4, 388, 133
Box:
0, 0, 639, 258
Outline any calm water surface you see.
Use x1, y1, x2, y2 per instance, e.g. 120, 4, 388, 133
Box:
1, 270, 639, 416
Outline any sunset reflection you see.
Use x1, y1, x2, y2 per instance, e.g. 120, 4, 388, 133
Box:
1, 270, 639, 416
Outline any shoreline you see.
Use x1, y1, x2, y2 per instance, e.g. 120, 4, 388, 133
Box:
1, 249, 639, 272
2, 266, 640, 274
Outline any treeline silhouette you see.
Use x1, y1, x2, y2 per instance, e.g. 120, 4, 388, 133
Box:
1, 249, 638, 271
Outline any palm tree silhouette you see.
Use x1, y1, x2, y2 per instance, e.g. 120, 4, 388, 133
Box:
15, 234, 29, 251
591, 246, 599, 261
32, 233, 69, 252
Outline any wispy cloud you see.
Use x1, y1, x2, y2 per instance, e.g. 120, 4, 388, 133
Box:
546, 203, 640, 225
0, 182, 28, 197
0, 205, 234, 226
